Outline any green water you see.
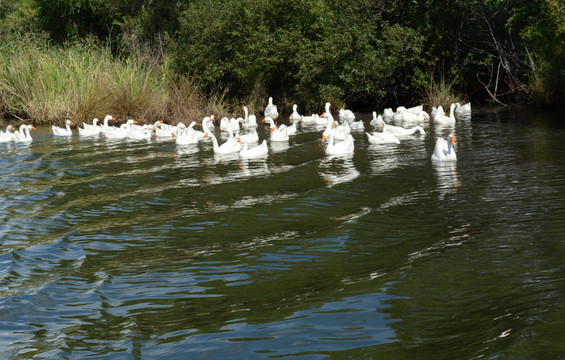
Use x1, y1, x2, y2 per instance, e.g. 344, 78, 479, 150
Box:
1, 105, 565, 359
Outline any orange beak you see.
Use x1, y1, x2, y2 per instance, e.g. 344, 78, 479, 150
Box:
171, 133, 175, 139
204, 133, 209, 138
322, 134, 326, 142
31, 126, 37, 130
133, 120, 138, 124
262, 118, 266, 123
450, 136, 456, 145
270, 128, 274, 134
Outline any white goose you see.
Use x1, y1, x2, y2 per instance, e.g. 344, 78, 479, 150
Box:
174, 124, 199, 145
338, 108, 356, 123
239, 139, 269, 159
52, 120, 74, 136
431, 105, 445, 118
79, 118, 102, 137
105, 119, 136, 140
301, 113, 321, 124
242, 106, 258, 128
383, 123, 426, 137
264, 97, 279, 120
455, 102, 471, 116
349, 119, 365, 131
286, 120, 298, 136
262, 116, 289, 142
100, 115, 116, 134
238, 127, 259, 143
434, 103, 456, 126
289, 104, 301, 122
370, 112, 385, 127
324, 133, 354, 156
431, 134, 457, 162
208, 132, 241, 154
0, 125, 16, 142
13, 124, 35, 143
366, 131, 400, 144
383, 108, 394, 120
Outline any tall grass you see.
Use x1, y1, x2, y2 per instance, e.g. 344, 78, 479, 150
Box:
424, 76, 464, 110
0, 37, 227, 126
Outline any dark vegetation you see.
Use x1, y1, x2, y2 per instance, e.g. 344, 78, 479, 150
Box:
0, 0, 563, 125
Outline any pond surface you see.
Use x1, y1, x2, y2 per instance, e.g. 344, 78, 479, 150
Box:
1, 105, 565, 359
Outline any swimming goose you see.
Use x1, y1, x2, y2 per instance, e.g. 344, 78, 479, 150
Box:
13, 124, 35, 143
370, 112, 385, 127
455, 102, 471, 115
79, 118, 102, 137
434, 103, 456, 126
0, 125, 15, 142
366, 130, 400, 144
208, 132, 242, 154
52, 120, 74, 136
383, 123, 426, 137
239, 139, 269, 159
238, 127, 259, 143
264, 97, 279, 120
323, 132, 354, 156
338, 108, 355, 123
289, 104, 301, 122
242, 106, 258, 128
262, 116, 289, 142
431, 134, 457, 162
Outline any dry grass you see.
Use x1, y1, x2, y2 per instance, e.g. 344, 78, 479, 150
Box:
424, 78, 464, 110
0, 38, 230, 126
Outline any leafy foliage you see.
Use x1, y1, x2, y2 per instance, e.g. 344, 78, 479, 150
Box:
1, 0, 564, 123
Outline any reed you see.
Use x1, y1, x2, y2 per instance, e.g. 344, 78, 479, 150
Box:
424, 76, 463, 110
0, 38, 228, 126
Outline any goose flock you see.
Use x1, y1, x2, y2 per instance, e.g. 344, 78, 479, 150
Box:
0, 98, 471, 163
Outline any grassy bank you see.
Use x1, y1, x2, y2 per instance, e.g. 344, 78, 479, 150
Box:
0, 38, 239, 127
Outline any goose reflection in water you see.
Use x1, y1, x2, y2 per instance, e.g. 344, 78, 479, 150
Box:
318, 155, 360, 187
239, 159, 271, 179
366, 144, 400, 176
433, 161, 459, 199
269, 140, 290, 153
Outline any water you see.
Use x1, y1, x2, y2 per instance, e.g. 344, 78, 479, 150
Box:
1, 105, 565, 359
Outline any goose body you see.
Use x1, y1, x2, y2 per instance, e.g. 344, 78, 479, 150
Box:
434, 103, 456, 126
338, 108, 355, 123
455, 102, 471, 115
0, 125, 16, 142
239, 139, 269, 159
242, 106, 258, 128
264, 97, 279, 120
431, 134, 457, 162
13, 125, 35, 143
289, 104, 301, 122
79, 118, 102, 137
324, 133, 354, 156
383, 123, 426, 137
239, 128, 259, 143
52, 120, 74, 136
370, 112, 385, 127
209, 132, 241, 154
263, 116, 289, 142
287, 120, 298, 136
366, 131, 400, 144
349, 119, 365, 131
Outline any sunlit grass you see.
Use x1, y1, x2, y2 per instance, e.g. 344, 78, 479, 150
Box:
0, 38, 228, 126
